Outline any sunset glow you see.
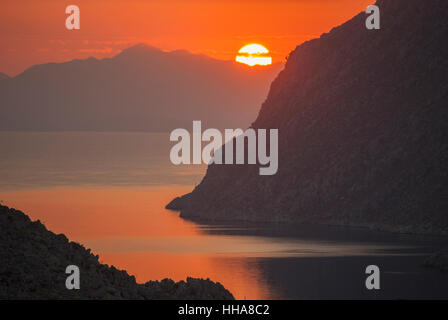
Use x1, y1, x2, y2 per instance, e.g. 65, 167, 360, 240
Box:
0, 0, 374, 76
1, 0, 445, 302
236, 44, 272, 66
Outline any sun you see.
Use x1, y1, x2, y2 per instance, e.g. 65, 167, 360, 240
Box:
235, 44, 272, 66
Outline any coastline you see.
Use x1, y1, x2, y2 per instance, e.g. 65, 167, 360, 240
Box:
167, 195, 448, 237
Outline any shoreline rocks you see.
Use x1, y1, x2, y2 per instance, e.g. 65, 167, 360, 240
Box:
0, 205, 234, 300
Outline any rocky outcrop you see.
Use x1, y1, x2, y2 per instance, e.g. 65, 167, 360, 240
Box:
168, 0, 448, 234
0, 205, 233, 299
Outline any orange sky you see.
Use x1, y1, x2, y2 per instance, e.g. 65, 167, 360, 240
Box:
0, 0, 373, 76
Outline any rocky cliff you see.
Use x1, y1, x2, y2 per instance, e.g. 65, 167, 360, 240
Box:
167, 0, 448, 234
0, 205, 233, 299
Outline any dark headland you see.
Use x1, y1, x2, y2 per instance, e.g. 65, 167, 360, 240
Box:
0, 205, 233, 299
167, 0, 448, 235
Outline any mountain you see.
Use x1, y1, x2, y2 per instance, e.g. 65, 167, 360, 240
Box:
0, 205, 233, 299
0, 73, 9, 80
0, 44, 282, 131
167, 0, 448, 234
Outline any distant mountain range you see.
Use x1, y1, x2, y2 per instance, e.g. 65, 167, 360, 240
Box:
0, 73, 10, 81
167, 0, 448, 234
0, 44, 282, 131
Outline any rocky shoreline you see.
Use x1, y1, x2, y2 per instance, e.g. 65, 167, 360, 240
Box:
167, 194, 448, 236
0, 205, 234, 300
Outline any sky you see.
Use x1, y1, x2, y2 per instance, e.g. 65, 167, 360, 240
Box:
0, 0, 373, 76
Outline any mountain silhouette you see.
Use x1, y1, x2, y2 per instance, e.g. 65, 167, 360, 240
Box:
167, 0, 448, 234
0, 44, 282, 131
0, 73, 9, 81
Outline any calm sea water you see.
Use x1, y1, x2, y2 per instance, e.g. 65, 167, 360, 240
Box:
1, 132, 447, 299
